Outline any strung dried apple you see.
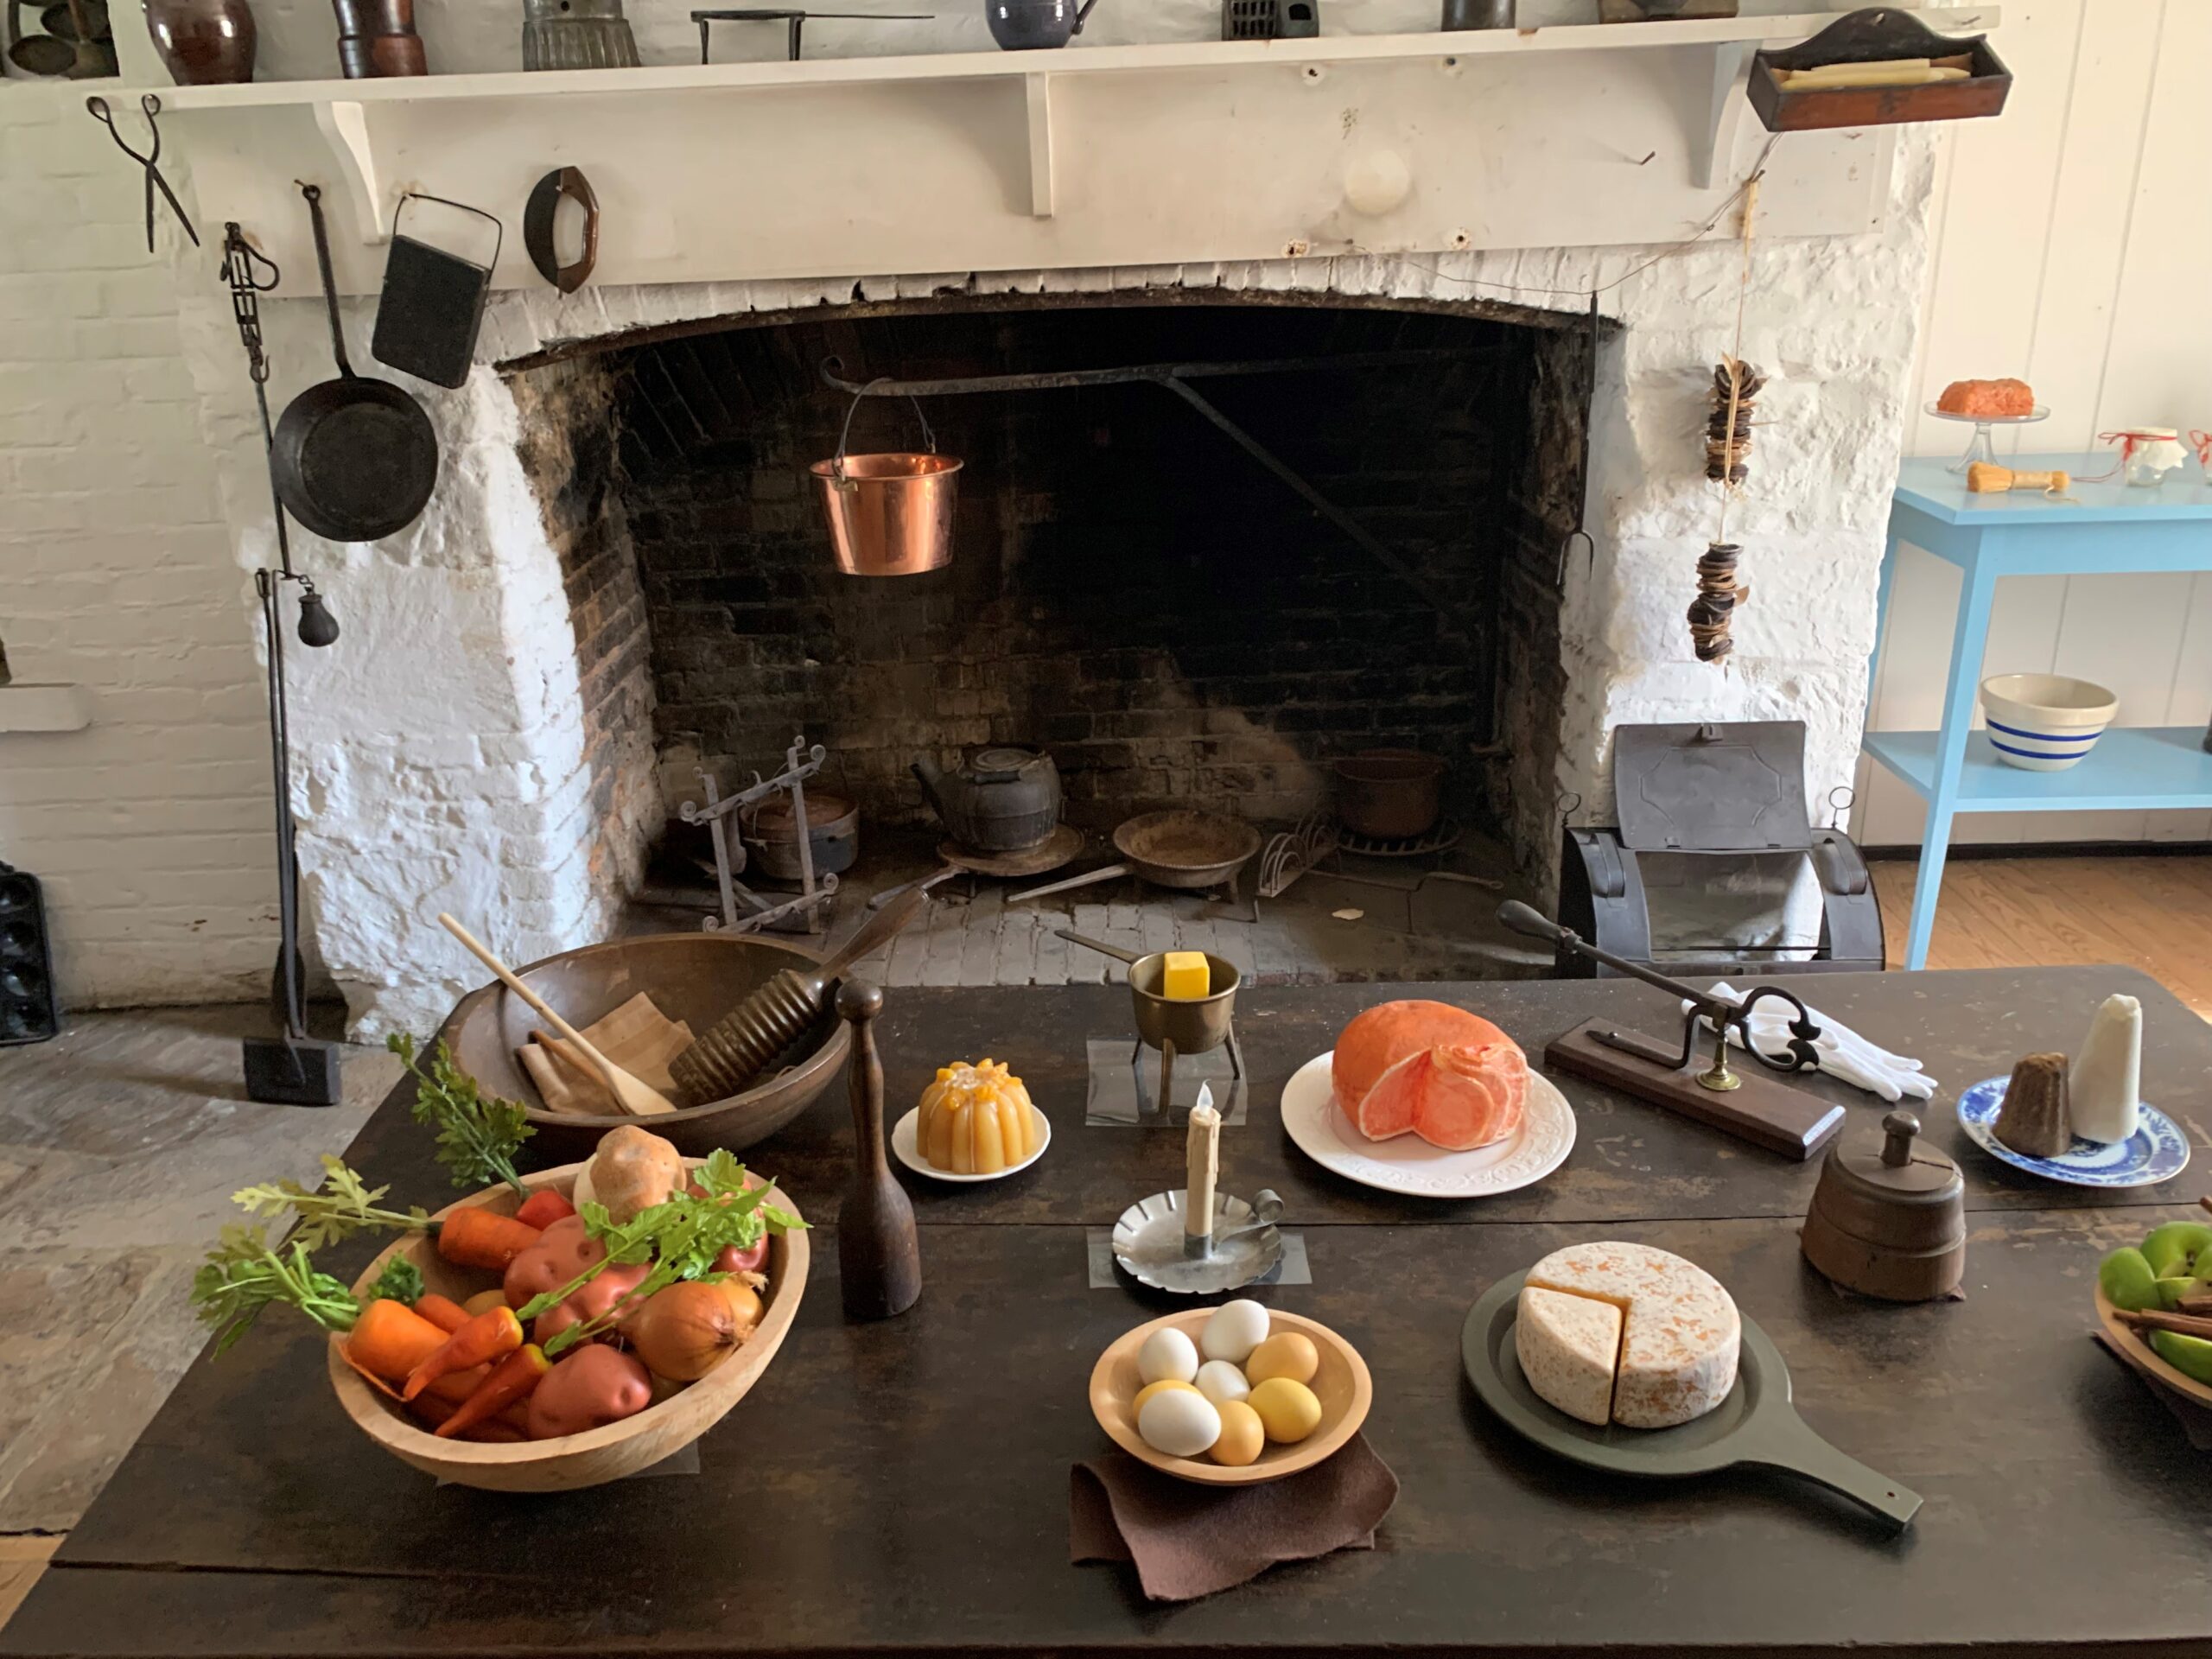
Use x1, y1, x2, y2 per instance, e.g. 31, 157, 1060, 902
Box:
917, 1058, 1041, 1175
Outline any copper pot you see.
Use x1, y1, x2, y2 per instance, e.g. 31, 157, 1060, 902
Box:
1332, 748, 1445, 840
810, 386, 959, 575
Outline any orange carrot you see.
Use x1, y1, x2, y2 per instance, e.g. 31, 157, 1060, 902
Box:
414, 1293, 470, 1333
514, 1190, 576, 1231
346, 1296, 450, 1385
435, 1207, 543, 1272
435, 1344, 550, 1439
403, 1305, 523, 1401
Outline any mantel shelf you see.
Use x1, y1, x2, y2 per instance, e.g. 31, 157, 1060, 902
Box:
154, 9, 1997, 298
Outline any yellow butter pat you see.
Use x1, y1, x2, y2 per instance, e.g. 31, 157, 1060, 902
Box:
1160, 951, 1211, 1001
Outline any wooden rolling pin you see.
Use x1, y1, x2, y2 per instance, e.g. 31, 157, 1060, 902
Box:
1967, 462, 2070, 495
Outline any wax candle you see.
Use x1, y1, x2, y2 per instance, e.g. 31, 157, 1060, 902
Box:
1185, 1098, 1221, 1248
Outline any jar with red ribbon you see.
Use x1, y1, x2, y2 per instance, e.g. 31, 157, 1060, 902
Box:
2101, 426, 2189, 486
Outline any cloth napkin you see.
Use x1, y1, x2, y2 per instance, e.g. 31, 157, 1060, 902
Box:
1071, 1433, 1397, 1602
516, 992, 692, 1115
2094, 1333, 2212, 1452
1681, 981, 1937, 1103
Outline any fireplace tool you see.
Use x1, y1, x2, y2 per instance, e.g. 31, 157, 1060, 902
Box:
680, 734, 840, 936
226, 222, 344, 1107
1110, 1087, 1287, 1294
1497, 900, 1846, 1160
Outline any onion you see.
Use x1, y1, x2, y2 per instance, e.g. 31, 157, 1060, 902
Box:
621, 1279, 762, 1382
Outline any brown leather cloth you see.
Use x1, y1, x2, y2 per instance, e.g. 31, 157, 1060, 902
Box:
1071, 1433, 1397, 1601
2094, 1333, 2212, 1452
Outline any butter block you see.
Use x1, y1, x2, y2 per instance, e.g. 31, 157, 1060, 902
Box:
1160, 951, 1211, 1001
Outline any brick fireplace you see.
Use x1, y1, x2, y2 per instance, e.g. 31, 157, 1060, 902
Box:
513, 295, 1590, 852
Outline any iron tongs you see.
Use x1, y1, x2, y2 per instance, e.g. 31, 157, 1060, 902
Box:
1497, 900, 1821, 1095
86, 94, 198, 252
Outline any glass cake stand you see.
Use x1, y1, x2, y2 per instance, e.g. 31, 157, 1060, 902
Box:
1924, 403, 2051, 474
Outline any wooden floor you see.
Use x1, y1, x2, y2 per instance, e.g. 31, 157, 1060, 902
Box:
1874, 854, 2212, 1017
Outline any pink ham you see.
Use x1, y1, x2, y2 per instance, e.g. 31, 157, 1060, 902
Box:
1333, 999, 1529, 1152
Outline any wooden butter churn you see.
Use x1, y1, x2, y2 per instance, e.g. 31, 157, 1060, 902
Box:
1801, 1109, 1965, 1301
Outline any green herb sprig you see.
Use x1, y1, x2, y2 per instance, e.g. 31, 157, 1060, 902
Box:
387, 1033, 534, 1196
231, 1154, 429, 1250
365, 1257, 425, 1307
191, 1226, 359, 1357
521, 1150, 804, 1356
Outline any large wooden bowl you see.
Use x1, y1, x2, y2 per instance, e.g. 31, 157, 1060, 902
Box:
435, 931, 849, 1160
327, 1160, 807, 1492
1089, 1310, 1371, 1485
2094, 1285, 2212, 1409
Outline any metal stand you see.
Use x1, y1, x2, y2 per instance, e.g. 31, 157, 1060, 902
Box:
679, 733, 839, 935
1132, 1024, 1244, 1119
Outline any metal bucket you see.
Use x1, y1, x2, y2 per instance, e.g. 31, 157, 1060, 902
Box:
810, 381, 960, 575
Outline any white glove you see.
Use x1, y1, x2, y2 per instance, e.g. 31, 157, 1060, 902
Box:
1684, 982, 1939, 1104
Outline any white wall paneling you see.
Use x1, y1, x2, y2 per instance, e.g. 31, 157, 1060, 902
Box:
1861, 0, 2212, 849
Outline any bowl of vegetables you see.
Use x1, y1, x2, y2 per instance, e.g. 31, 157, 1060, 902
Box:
326, 1135, 808, 1492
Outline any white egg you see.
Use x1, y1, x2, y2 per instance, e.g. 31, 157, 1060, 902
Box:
1137, 1387, 1222, 1458
1200, 1299, 1270, 1364
1136, 1325, 1200, 1386
1194, 1359, 1251, 1408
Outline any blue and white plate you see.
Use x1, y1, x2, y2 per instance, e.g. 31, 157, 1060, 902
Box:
1956, 1076, 2190, 1188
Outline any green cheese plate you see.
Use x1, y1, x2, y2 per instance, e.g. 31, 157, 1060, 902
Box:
1461, 1270, 1921, 1532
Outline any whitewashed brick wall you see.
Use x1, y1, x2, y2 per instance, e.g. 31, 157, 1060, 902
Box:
0, 83, 279, 1010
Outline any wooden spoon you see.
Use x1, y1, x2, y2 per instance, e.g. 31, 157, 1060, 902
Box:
436, 912, 677, 1116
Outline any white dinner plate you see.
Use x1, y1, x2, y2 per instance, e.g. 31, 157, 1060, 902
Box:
1280, 1049, 1575, 1198
890, 1103, 1052, 1183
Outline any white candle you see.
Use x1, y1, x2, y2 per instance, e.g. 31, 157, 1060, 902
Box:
1185, 1099, 1221, 1244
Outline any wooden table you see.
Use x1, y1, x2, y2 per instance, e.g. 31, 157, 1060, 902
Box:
8, 965, 2210, 1659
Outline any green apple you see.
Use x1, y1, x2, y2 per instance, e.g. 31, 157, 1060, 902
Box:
2100, 1246, 2161, 1313
2140, 1222, 2212, 1281
2148, 1329, 2212, 1385
2155, 1277, 2197, 1310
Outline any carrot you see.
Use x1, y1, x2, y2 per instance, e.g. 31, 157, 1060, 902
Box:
435, 1207, 543, 1272
414, 1293, 471, 1333
435, 1344, 550, 1439
346, 1296, 450, 1385
402, 1365, 493, 1427
514, 1190, 576, 1231
403, 1305, 523, 1401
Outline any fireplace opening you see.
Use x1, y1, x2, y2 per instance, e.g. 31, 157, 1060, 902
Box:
512, 292, 1597, 984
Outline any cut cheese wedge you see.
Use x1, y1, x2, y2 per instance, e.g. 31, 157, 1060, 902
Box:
1515, 1285, 1621, 1427
1522, 1242, 1740, 1429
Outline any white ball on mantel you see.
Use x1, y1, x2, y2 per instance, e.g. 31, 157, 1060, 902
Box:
1343, 150, 1413, 217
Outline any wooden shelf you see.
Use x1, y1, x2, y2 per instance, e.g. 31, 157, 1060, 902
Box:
154, 9, 1998, 295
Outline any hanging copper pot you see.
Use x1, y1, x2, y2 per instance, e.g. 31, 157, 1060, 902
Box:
810, 382, 959, 576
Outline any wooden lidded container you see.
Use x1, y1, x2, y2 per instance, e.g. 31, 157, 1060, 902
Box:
1801, 1109, 1965, 1302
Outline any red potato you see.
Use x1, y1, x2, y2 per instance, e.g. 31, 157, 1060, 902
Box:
531, 1260, 652, 1348
712, 1239, 769, 1276
504, 1214, 606, 1310
524, 1344, 653, 1440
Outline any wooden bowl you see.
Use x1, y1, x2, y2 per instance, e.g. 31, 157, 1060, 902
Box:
2094, 1286, 2212, 1409
436, 931, 849, 1160
327, 1160, 808, 1492
1088, 1310, 1371, 1485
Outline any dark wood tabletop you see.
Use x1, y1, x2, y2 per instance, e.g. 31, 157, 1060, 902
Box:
8, 964, 2209, 1659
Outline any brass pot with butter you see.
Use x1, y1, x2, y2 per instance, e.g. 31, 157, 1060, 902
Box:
1801, 1109, 1965, 1302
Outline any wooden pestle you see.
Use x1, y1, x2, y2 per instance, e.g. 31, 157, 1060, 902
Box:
834, 979, 921, 1320
670, 886, 928, 1103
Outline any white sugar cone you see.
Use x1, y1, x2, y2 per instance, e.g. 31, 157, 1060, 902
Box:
2068, 994, 2142, 1144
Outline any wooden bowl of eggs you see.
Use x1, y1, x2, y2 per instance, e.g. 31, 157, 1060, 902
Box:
1089, 1302, 1371, 1485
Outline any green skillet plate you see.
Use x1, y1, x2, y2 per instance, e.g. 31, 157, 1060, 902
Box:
1461, 1270, 1921, 1531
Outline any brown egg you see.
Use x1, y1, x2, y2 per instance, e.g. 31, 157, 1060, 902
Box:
1245, 1331, 1319, 1386
1209, 1400, 1266, 1465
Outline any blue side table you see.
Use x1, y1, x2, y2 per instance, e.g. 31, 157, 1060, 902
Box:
1866, 455, 2212, 969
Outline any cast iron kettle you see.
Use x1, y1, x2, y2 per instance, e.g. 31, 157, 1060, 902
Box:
912, 747, 1060, 852
271, 184, 439, 543
987, 0, 1098, 49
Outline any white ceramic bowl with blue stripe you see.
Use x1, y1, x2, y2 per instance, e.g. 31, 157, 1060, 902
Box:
1979, 673, 2120, 771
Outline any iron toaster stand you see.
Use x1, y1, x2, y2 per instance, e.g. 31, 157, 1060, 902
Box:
1555, 720, 1883, 980
1497, 900, 1846, 1161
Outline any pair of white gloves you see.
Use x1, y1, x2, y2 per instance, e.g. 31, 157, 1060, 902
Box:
1683, 982, 1938, 1103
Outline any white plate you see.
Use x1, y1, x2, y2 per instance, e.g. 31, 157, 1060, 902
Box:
890, 1103, 1052, 1183
1281, 1050, 1575, 1199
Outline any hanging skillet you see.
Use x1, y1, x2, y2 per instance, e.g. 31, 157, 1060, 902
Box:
271, 183, 439, 543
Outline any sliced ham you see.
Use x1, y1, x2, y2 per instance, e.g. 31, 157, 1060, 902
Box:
1332, 999, 1529, 1152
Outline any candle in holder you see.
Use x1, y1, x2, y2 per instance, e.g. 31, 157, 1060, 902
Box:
1184, 1094, 1221, 1258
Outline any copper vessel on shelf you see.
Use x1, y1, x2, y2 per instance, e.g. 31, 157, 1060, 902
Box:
143, 0, 256, 83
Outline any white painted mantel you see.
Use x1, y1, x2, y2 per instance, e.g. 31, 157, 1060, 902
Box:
128, 3, 1985, 1033
153, 10, 1993, 296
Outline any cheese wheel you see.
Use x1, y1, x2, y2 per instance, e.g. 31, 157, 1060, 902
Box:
1516, 1285, 1621, 1427
1525, 1243, 1739, 1429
